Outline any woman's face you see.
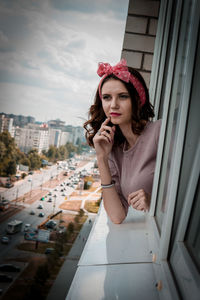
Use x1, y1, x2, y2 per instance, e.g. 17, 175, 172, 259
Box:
101, 79, 132, 126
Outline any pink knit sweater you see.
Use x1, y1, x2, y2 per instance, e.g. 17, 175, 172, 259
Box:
108, 120, 162, 214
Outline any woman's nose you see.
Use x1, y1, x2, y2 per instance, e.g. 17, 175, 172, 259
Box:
110, 97, 118, 108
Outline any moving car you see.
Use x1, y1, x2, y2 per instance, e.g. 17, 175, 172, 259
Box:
37, 204, 43, 209
30, 210, 35, 215
0, 264, 20, 272
1, 236, 9, 244
24, 224, 31, 232
38, 212, 45, 217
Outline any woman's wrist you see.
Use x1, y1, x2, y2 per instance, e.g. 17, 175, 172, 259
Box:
97, 154, 109, 162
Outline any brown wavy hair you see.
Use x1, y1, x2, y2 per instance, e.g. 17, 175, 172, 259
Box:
83, 66, 155, 147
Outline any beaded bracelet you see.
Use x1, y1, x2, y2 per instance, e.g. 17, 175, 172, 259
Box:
101, 180, 115, 189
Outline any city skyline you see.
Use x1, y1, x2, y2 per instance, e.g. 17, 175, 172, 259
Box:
0, 111, 85, 127
0, 0, 129, 126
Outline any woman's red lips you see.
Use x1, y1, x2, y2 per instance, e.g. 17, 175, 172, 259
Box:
110, 113, 121, 116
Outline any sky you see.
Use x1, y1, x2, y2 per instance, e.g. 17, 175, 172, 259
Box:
0, 0, 129, 126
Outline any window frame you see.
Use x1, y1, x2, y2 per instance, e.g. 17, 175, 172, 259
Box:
147, 0, 200, 298
170, 141, 200, 298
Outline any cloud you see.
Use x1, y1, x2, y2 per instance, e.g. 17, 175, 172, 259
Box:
0, 0, 129, 125
49, 0, 128, 19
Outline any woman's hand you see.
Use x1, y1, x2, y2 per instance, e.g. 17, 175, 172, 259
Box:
127, 189, 151, 212
93, 117, 115, 158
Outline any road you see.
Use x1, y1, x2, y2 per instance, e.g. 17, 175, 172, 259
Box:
0, 159, 96, 261
0, 164, 61, 202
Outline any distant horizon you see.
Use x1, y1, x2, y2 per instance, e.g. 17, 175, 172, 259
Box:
0, 111, 84, 127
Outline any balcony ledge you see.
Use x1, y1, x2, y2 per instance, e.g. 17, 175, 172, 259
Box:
66, 204, 161, 300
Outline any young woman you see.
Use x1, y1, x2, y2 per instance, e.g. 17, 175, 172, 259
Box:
84, 59, 161, 224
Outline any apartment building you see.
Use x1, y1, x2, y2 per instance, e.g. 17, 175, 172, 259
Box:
49, 128, 62, 147
65, 1, 200, 300
15, 124, 49, 153
0, 114, 15, 137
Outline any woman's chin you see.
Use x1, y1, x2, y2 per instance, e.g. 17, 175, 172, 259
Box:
110, 118, 120, 125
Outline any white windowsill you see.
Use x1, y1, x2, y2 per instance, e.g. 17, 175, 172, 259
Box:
66, 204, 161, 300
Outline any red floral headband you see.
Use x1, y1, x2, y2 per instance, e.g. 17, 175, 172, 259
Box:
97, 59, 146, 106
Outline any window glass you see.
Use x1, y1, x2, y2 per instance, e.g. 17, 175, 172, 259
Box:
169, 28, 200, 249
157, 0, 179, 118
155, 0, 194, 231
185, 177, 200, 271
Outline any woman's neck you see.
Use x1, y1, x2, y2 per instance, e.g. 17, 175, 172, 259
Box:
119, 124, 139, 150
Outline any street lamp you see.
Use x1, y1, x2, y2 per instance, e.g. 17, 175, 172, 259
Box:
28, 178, 33, 200
52, 194, 57, 215
40, 176, 43, 191
15, 187, 19, 206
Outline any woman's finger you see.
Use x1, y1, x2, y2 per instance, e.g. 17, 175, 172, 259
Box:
101, 125, 112, 134
128, 194, 139, 205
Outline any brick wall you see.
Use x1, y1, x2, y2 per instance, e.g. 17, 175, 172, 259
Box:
121, 0, 160, 87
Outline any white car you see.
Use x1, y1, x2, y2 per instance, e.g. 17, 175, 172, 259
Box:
24, 224, 31, 232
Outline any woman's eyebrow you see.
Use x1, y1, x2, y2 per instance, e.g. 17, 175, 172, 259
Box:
118, 92, 129, 95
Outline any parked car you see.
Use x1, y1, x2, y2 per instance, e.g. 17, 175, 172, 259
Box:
37, 204, 43, 209
44, 248, 54, 254
0, 264, 20, 272
5, 182, 14, 188
38, 212, 45, 217
48, 198, 52, 202
45, 220, 57, 229
30, 210, 35, 215
0, 274, 13, 282
40, 197, 45, 201
1, 236, 9, 244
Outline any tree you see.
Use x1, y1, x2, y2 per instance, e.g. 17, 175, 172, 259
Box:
28, 150, 42, 170
79, 209, 84, 217
20, 157, 31, 168
6, 159, 16, 175
68, 222, 74, 233
65, 142, 77, 155
0, 132, 21, 176
0, 141, 6, 160
58, 145, 68, 160
47, 145, 56, 161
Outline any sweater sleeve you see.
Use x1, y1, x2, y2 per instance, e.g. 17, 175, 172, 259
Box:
108, 156, 129, 215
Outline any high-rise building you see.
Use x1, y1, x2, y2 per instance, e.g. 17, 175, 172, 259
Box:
0, 114, 15, 137
15, 124, 49, 153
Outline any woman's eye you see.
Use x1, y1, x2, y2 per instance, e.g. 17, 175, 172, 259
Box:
102, 95, 111, 101
119, 94, 129, 99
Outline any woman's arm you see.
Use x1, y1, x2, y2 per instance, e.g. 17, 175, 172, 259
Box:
93, 118, 126, 224
97, 155, 126, 224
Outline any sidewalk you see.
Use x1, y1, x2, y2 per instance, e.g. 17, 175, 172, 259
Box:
47, 214, 96, 300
